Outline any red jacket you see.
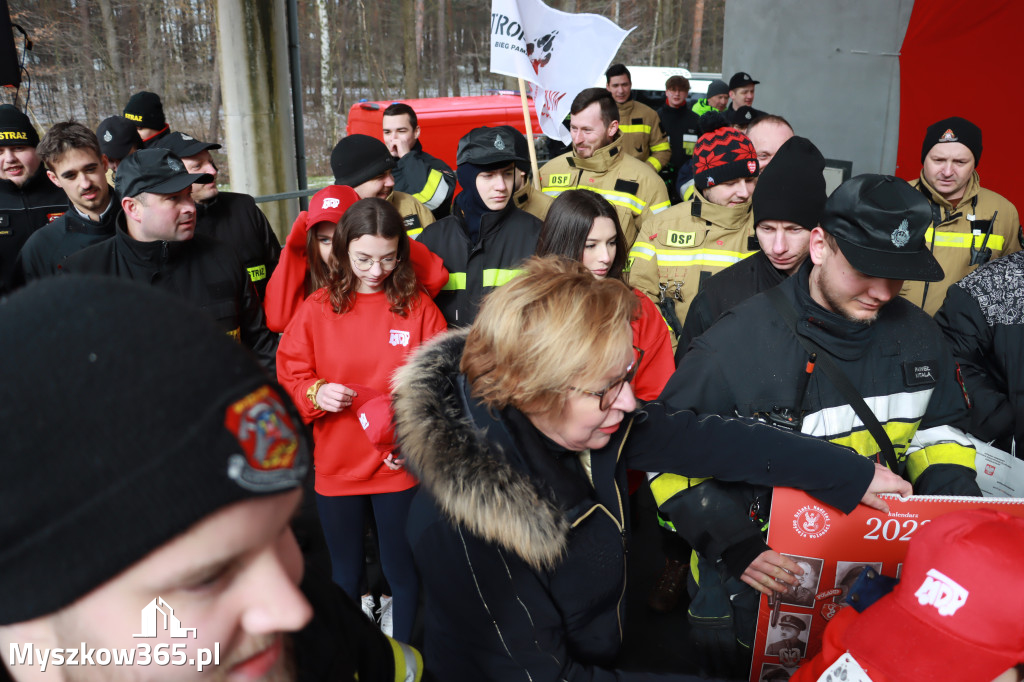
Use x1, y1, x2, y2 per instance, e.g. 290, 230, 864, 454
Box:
789, 607, 892, 682
277, 288, 447, 495
631, 289, 675, 400
263, 211, 449, 332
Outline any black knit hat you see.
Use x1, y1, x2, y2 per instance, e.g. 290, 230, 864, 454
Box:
96, 115, 143, 160
706, 79, 730, 99
0, 276, 310, 625
693, 112, 759, 191
753, 135, 827, 230
921, 116, 982, 167
0, 104, 39, 147
123, 91, 167, 130
330, 134, 397, 187
821, 174, 942, 282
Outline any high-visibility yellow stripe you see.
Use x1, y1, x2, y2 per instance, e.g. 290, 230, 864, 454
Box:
628, 243, 656, 261
802, 391, 932, 439
926, 227, 1006, 250
542, 185, 647, 215
482, 268, 523, 287
651, 200, 670, 214
413, 169, 449, 211
647, 157, 663, 172
387, 637, 424, 682
648, 472, 711, 506
906, 442, 977, 482
441, 272, 467, 290
827, 423, 918, 461
651, 142, 671, 152
406, 227, 423, 239
619, 124, 652, 134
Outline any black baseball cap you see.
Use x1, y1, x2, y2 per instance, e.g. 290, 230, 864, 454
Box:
151, 131, 222, 159
729, 72, 760, 89
821, 174, 943, 282
456, 126, 522, 167
96, 116, 143, 160
115, 148, 213, 199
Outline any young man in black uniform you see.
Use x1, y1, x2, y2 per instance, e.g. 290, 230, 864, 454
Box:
0, 104, 67, 294
657, 75, 700, 203
18, 121, 119, 281
64, 148, 279, 372
153, 131, 281, 301
382, 102, 456, 220
95, 115, 143, 177
0, 276, 425, 682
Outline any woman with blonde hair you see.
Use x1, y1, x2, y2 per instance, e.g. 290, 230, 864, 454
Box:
393, 255, 910, 681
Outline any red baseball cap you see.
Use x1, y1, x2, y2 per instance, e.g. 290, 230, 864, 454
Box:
346, 384, 397, 456
842, 509, 1024, 681
306, 185, 360, 231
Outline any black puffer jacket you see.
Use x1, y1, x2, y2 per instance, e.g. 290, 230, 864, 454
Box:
65, 216, 278, 372
0, 167, 68, 293
392, 330, 876, 682
18, 196, 120, 281
936, 251, 1024, 452
195, 192, 281, 301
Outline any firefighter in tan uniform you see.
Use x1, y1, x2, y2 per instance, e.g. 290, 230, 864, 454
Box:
605, 64, 672, 173
540, 88, 670, 246
905, 116, 1022, 315
629, 113, 759, 347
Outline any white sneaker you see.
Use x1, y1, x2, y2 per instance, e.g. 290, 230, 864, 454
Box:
377, 595, 393, 637
360, 594, 376, 622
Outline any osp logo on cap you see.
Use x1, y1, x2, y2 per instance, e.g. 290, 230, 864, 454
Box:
224, 385, 308, 491
322, 197, 340, 209
891, 218, 910, 248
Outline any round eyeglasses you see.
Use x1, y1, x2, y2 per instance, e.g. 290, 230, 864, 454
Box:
349, 253, 399, 272
570, 346, 644, 411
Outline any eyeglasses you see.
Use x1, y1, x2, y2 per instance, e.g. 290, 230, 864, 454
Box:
349, 253, 400, 271
570, 346, 644, 411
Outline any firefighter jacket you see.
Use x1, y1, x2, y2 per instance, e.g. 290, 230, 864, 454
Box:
905, 171, 1021, 315
510, 181, 552, 221
936, 251, 1024, 453
18, 194, 119, 281
616, 99, 672, 173
627, 190, 757, 347
195, 192, 281, 301
653, 261, 980, 579
388, 189, 435, 238
657, 103, 701, 172
65, 215, 279, 372
393, 329, 878, 682
414, 201, 541, 328
392, 142, 456, 219
676, 250, 786, 360
540, 136, 670, 246
0, 167, 67, 294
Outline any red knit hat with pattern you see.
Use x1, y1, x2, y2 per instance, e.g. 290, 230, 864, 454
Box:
693, 112, 759, 191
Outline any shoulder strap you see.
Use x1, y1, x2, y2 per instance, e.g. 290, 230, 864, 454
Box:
764, 287, 902, 474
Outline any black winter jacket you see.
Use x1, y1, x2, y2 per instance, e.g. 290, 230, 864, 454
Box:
676, 250, 786, 360
415, 202, 541, 328
65, 217, 278, 372
656, 104, 700, 171
392, 143, 456, 219
392, 330, 877, 682
0, 167, 68, 294
936, 251, 1024, 452
18, 196, 120, 282
195, 191, 281, 301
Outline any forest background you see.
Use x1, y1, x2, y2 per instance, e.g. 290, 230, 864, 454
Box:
6, 0, 725, 180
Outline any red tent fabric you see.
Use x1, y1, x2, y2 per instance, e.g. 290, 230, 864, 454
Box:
897, 1, 1024, 217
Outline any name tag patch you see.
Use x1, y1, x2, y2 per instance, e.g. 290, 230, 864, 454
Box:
903, 360, 937, 387
246, 264, 267, 282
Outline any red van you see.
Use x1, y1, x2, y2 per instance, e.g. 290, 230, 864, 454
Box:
345, 92, 544, 171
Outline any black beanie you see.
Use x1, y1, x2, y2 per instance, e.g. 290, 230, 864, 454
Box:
693, 112, 759, 191
331, 134, 397, 187
123, 91, 167, 130
0, 276, 310, 625
0, 104, 39, 147
921, 116, 982, 167
753, 135, 827, 230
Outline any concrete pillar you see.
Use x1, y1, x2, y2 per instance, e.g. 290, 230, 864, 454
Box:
216, 0, 298, 240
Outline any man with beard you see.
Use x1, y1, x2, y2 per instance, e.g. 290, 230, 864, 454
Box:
650, 174, 981, 678
0, 276, 424, 682
0, 104, 67, 294
18, 122, 119, 281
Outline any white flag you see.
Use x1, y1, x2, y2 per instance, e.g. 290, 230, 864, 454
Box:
489, 0, 633, 144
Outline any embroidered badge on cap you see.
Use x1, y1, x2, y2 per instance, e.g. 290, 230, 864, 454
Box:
224, 385, 308, 492
181, 134, 193, 141
167, 157, 182, 172
891, 218, 910, 247
939, 128, 958, 143
915, 567, 968, 616
494, 134, 506, 151
747, 160, 757, 174
322, 197, 340, 209
103, 130, 113, 142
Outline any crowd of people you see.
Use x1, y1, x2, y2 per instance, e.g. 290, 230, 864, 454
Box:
2, 61, 1023, 682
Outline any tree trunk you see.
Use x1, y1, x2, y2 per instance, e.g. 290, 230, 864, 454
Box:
402, 0, 417, 98
415, 0, 425, 61
317, 0, 334, 139
690, 0, 705, 71
209, 29, 222, 143
648, 0, 661, 65
76, 1, 97, 124
436, 0, 448, 97
145, 0, 165, 97
97, 0, 126, 107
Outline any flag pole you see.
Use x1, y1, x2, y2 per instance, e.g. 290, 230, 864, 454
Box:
517, 77, 542, 190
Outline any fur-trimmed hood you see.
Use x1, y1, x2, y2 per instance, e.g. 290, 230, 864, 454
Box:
392, 329, 569, 570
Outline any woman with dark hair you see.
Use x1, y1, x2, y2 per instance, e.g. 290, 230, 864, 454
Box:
264, 185, 448, 332
277, 198, 447, 642
537, 189, 674, 403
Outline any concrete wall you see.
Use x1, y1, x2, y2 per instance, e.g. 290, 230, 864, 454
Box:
723, 0, 914, 177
